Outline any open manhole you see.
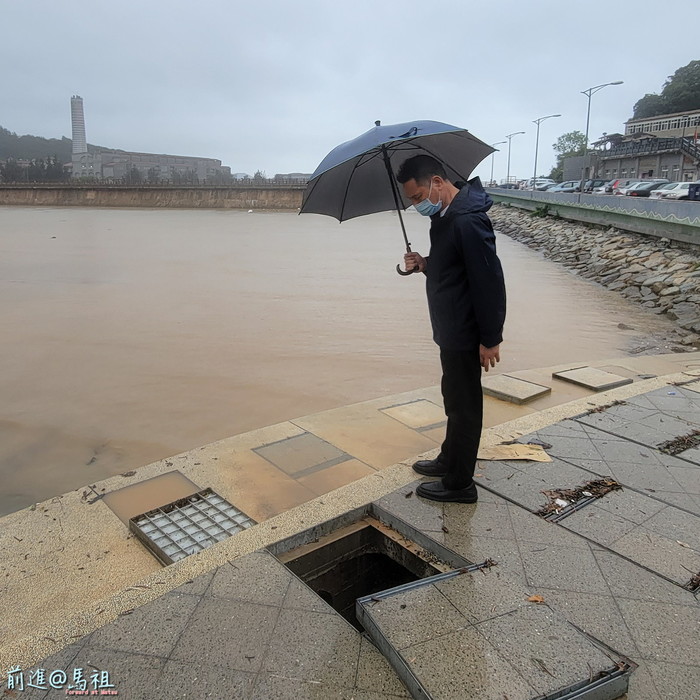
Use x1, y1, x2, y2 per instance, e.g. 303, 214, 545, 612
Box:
276, 516, 466, 630
130, 488, 256, 565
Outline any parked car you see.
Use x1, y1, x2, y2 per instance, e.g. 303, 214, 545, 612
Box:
664, 182, 695, 200
612, 179, 645, 195
542, 182, 560, 190
592, 181, 613, 194
582, 178, 609, 193
496, 183, 520, 189
649, 182, 681, 199
548, 180, 580, 193
625, 180, 670, 197
535, 179, 557, 191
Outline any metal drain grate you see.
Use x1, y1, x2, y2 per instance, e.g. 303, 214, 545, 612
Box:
129, 488, 256, 565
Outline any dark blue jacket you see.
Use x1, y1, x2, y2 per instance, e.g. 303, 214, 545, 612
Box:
424, 178, 506, 350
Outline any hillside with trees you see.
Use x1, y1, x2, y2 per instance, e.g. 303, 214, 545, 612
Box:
633, 60, 700, 119
0, 126, 110, 163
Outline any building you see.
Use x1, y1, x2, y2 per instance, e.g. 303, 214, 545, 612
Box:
593, 109, 700, 182
69, 96, 231, 183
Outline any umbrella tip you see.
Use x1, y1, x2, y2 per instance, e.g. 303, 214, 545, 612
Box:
374, 120, 381, 127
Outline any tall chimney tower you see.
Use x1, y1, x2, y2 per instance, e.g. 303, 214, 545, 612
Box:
71, 95, 87, 154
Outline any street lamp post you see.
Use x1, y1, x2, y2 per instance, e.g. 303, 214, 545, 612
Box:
505, 131, 525, 186
532, 114, 561, 189
490, 141, 506, 185
581, 81, 623, 182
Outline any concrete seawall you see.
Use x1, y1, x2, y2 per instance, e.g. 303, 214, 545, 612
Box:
0, 185, 304, 209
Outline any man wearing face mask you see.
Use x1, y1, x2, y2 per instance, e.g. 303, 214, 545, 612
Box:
396, 154, 506, 504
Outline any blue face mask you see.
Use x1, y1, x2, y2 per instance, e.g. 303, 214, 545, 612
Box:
414, 181, 442, 216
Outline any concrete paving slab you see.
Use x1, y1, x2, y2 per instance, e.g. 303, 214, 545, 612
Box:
592, 549, 694, 606
374, 482, 446, 535
357, 583, 470, 650
481, 374, 551, 405
518, 541, 611, 595
297, 458, 375, 496
432, 565, 530, 623
209, 552, 293, 606
397, 624, 537, 699
507, 503, 594, 550
67, 646, 166, 700
534, 588, 639, 659
623, 662, 662, 700
476, 604, 617, 697
360, 576, 627, 700
439, 535, 529, 587
261, 608, 361, 688
562, 505, 640, 547
380, 399, 446, 429
666, 465, 700, 495
639, 506, 700, 552
355, 636, 411, 697
610, 526, 700, 586
646, 660, 700, 700
254, 432, 348, 476
616, 599, 700, 665
86, 591, 199, 658
553, 367, 634, 391
155, 659, 256, 699
582, 489, 666, 525
292, 404, 438, 469
169, 597, 280, 673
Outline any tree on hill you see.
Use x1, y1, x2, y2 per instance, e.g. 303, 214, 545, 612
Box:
0, 126, 111, 164
547, 130, 587, 181
632, 60, 700, 119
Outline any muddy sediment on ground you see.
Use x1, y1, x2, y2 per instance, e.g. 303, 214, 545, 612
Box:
491, 203, 700, 353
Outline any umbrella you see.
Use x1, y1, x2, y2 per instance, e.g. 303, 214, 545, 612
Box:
300, 119, 494, 274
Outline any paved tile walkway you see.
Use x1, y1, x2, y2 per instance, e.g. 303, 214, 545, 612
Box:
6, 381, 700, 699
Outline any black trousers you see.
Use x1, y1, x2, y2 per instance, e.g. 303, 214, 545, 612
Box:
438, 347, 483, 490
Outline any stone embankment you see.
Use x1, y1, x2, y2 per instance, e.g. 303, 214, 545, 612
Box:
490, 203, 700, 347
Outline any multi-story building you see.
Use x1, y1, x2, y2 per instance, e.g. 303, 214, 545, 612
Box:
69, 96, 231, 183
593, 109, 700, 182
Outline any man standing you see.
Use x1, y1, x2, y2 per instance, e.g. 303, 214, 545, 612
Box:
396, 155, 506, 504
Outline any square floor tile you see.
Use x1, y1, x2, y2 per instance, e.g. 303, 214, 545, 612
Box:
482, 374, 551, 404
553, 367, 633, 391
381, 399, 445, 429
254, 433, 348, 476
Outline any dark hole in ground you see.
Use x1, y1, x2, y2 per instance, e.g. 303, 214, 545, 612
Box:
278, 519, 444, 630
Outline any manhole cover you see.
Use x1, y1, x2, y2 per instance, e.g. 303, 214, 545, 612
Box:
130, 488, 256, 565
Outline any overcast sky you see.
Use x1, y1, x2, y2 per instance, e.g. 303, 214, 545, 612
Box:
2, 1, 696, 182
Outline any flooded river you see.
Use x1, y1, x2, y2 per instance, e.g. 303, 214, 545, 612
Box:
0, 206, 678, 515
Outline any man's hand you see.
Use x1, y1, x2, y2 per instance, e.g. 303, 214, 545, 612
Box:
479, 344, 501, 372
403, 252, 426, 273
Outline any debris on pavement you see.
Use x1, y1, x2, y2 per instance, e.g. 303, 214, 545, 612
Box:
658, 429, 700, 455
535, 478, 623, 518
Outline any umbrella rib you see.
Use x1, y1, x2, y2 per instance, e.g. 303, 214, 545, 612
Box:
338, 149, 384, 220
299, 175, 323, 214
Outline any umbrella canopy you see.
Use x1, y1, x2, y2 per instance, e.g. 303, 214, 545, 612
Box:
300, 120, 494, 222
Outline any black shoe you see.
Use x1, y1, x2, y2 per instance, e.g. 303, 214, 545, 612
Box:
416, 480, 478, 504
412, 458, 448, 477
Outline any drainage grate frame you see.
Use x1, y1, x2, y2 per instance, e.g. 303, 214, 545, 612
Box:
129, 488, 256, 565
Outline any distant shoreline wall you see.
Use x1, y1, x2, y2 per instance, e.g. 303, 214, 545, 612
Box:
0, 186, 304, 210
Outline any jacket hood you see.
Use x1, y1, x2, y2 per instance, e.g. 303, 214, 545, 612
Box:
443, 176, 492, 216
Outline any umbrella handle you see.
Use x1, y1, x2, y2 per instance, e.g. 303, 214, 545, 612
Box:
396, 264, 419, 276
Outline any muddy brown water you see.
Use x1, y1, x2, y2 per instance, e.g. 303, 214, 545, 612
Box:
0, 206, 678, 515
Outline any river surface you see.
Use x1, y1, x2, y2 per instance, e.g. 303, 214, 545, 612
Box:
0, 206, 678, 515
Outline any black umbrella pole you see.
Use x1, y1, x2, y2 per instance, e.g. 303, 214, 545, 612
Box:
381, 147, 418, 276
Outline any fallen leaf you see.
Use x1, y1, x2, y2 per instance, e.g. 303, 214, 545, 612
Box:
677, 540, 691, 548
527, 595, 545, 604
404, 491, 414, 499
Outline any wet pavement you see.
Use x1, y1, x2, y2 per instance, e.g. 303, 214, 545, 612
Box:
6, 372, 700, 699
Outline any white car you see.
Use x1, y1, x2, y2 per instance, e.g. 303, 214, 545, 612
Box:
663, 182, 694, 200
649, 182, 681, 199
